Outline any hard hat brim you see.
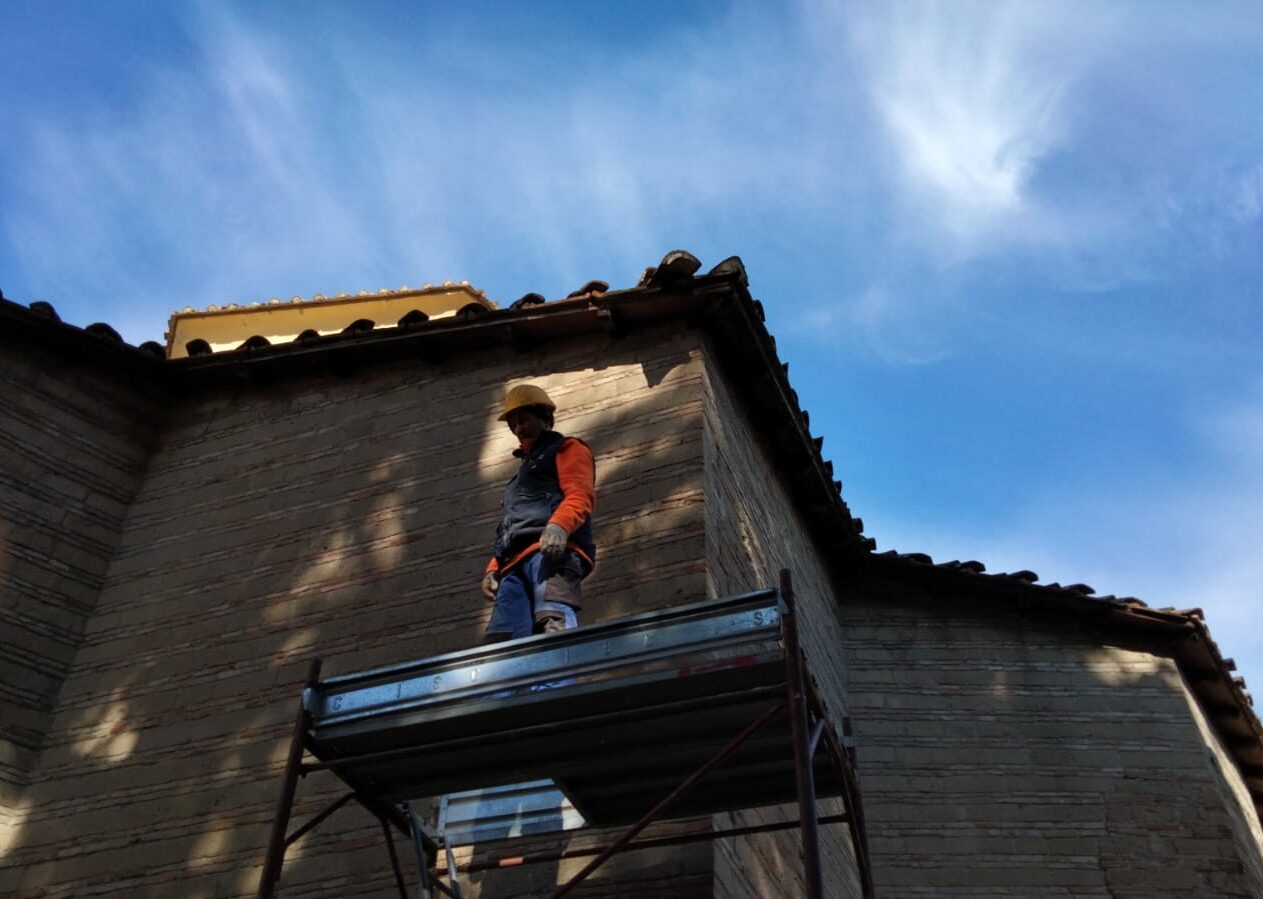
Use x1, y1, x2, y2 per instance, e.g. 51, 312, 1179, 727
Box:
499, 384, 556, 421
497, 405, 555, 422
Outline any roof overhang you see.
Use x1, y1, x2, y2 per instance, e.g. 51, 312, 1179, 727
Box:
165, 283, 495, 358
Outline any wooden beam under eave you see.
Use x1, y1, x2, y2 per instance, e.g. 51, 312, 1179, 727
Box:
595, 306, 627, 339
503, 322, 532, 354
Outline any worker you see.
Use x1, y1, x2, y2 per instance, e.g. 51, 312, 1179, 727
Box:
481, 384, 596, 643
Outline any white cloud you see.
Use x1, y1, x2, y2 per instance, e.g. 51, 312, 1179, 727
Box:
5, 2, 1261, 336
5, 1, 881, 340
788, 285, 953, 366
840, 3, 1113, 254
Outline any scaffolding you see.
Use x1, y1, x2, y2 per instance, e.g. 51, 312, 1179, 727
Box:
257, 570, 875, 898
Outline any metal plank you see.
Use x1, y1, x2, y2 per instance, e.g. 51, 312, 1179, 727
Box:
301, 591, 819, 825
307, 593, 782, 731
320, 668, 789, 800
318, 590, 778, 688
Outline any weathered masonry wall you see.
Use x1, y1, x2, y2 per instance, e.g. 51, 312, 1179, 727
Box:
1179, 666, 1263, 896
2, 327, 710, 899
702, 346, 862, 899
0, 340, 162, 852
837, 573, 1263, 898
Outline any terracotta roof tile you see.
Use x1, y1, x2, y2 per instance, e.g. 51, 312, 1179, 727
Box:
456, 302, 489, 320
567, 280, 609, 299
86, 322, 123, 342
707, 256, 748, 283
29, 300, 60, 322
510, 293, 546, 310
398, 309, 430, 328
341, 319, 375, 335
644, 249, 701, 287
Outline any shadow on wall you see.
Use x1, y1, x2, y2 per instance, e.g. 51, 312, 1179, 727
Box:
838, 581, 1263, 898
5, 327, 708, 899
700, 366, 865, 899
252, 333, 707, 898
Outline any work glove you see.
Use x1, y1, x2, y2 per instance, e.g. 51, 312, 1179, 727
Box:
539, 523, 569, 562
481, 570, 499, 602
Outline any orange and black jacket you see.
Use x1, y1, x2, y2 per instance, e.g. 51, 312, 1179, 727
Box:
487, 430, 595, 578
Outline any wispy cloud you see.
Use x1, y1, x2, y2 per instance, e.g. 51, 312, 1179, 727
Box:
846, 3, 1095, 249
774, 1, 1263, 367
787, 284, 953, 366
7, 2, 858, 339
7, 2, 1256, 344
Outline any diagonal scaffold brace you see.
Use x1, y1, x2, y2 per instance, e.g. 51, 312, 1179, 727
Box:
256, 659, 443, 899
543, 569, 874, 899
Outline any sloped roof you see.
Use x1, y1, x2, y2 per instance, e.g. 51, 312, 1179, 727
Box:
2, 253, 1259, 814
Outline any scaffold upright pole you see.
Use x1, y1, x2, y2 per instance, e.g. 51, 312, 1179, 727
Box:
804, 678, 876, 899
781, 568, 824, 899
379, 818, 410, 899
258, 659, 322, 899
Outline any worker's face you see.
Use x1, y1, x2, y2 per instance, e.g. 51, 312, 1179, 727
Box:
506, 409, 546, 442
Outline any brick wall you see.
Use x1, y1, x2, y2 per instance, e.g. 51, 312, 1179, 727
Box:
838, 572, 1263, 897
0, 340, 162, 852
3, 327, 710, 898
1177, 665, 1263, 896
702, 347, 863, 899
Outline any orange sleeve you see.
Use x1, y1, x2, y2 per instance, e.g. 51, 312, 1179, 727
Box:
485, 557, 500, 575
549, 438, 595, 535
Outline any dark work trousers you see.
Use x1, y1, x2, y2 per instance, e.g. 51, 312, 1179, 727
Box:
484, 549, 583, 643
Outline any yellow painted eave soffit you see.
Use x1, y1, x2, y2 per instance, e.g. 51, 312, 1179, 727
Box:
165, 284, 496, 359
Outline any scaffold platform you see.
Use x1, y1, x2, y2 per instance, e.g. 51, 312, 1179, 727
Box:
257, 571, 874, 899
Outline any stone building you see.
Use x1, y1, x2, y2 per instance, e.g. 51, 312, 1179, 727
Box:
1, 252, 1261, 897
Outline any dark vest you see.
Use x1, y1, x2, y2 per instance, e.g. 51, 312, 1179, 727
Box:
493, 430, 596, 567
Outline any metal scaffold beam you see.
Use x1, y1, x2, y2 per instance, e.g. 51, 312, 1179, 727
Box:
257, 571, 875, 898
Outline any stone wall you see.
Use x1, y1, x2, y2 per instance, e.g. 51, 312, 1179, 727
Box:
2, 327, 710, 898
0, 340, 162, 853
1178, 665, 1263, 896
838, 571, 1263, 898
702, 347, 863, 899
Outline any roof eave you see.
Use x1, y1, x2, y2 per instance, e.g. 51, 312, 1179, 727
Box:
0, 296, 165, 380
859, 550, 1263, 815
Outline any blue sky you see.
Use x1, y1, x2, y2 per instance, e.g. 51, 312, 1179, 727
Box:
3, 2, 1262, 692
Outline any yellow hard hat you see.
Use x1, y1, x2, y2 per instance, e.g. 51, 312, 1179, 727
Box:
499, 384, 556, 421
